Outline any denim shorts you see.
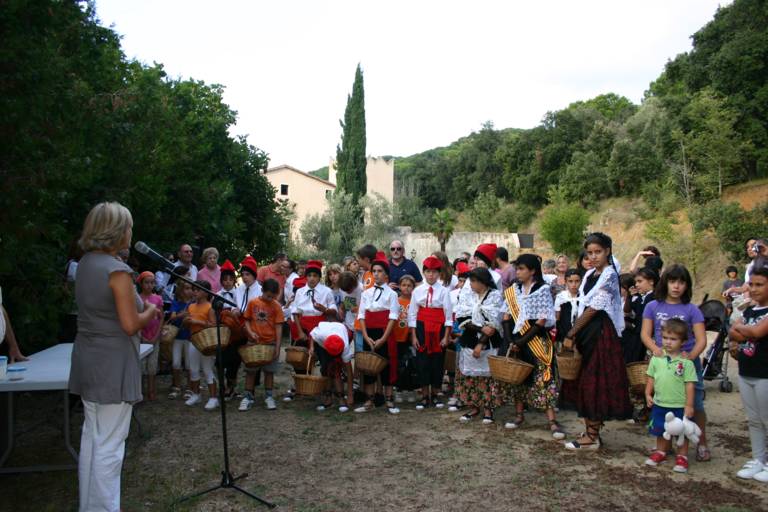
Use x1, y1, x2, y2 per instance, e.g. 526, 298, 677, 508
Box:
648, 405, 684, 437
354, 330, 364, 352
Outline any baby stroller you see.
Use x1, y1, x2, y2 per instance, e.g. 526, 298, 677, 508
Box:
700, 297, 733, 393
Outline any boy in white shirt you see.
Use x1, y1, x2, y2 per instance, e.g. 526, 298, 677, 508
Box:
309, 322, 355, 412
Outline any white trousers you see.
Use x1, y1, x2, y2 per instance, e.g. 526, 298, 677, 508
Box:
172, 338, 190, 370
78, 400, 133, 512
187, 343, 216, 384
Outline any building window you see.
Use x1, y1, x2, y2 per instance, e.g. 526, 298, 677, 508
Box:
280, 184, 289, 196
325, 189, 332, 198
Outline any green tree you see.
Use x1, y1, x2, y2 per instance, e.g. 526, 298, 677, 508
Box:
540, 193, 590, 258
432, 209, 456, 252
335, 64, 367, 207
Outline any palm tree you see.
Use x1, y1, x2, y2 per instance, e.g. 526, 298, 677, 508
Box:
432, 209, 455, 252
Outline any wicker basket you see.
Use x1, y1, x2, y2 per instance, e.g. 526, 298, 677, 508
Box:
293, 359, 329, 396
285, 346, 315, 370
239, 344, 276, 368
444, 348, 457, 373
488, 347, 534, 385
626, 361, 649, 391
190, 326, 231, 356
556, 348, 582, 381
160, 324, 179, 344
355, 351, 388, 376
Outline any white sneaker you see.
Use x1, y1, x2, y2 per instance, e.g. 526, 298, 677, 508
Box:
388, 407, 401, 415
265, 396, 277, 410
737, 460, 764, 479
239, 393, 255, 411
183, 389, 193, 400
184, 393, 201, 406
448, 405, 459, 412
316, 404, 327, 411
754, 470, 768, 483
283, 393, 294, 402
338, 405, 349, 413
204, 397, 220, 411
415, 404, 426, 411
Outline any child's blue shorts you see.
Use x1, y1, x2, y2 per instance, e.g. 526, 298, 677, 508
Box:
648, 405, 684, 437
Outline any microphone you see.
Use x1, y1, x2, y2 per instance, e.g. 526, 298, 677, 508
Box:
134, 241, 175, 272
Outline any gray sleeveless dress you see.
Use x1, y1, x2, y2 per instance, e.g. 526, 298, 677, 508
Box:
69, 252, 143, 404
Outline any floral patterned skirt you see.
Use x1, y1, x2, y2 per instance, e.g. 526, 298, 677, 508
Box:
458, 374, 498, 410
500, 359, 559, 411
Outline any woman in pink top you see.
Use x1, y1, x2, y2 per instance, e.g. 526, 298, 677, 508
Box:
137, 271, 164, 400
197, 247, 222, 293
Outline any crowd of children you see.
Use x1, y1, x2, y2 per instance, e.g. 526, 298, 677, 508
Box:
131, 234, 768, 478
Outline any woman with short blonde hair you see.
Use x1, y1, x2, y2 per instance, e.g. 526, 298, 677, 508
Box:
70, 201, 159, 511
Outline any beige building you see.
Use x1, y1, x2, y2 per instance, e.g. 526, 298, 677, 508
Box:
264, 157, 394, 234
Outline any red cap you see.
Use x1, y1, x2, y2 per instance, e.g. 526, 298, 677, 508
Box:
422, 255, 442, 270
324, 334, 344, 357
371, 251, 389, 274
293, 276, 307, 291
305, 259, 323, 275
455, 261, 470, 276
240, 256, 258, 276
474, 243, 498, 266
136, 271, 154, 284
220, 259, 235, 273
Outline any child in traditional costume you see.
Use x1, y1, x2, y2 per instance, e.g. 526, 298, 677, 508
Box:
456, 268, 503, 424
289, 260, 337, 401
447, 261, 471, 410
499, 254, 564, 439
356, 252, 401, 413
392, 274, 416, 403
309, 322, 355, 412
563, 233, 633, 450
408, 256, 453, 410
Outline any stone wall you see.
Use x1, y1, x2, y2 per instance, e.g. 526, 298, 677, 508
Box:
396, 227, 521, 263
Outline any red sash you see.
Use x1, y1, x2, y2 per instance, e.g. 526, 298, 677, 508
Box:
416, 307, 445, 355
299, 315, 324, 336
364, 309, 390, 330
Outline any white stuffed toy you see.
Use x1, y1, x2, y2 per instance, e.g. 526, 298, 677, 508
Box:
662, 411, 701, 447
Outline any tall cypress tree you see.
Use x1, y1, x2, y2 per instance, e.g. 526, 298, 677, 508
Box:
336, 64, 367, 207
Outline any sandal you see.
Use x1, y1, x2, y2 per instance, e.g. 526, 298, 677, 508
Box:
460, 410, 480, 422
696, 444, 712, 462
549, 420, 566, 440
564, 423, 601, 450
482, 415, 494, 425
354, 399, 375, 413
504, 414, 525, 430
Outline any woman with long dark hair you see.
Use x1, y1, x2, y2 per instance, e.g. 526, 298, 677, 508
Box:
563, 233, 632, 450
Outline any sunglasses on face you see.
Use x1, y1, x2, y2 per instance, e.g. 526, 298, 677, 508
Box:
390, 247, 402, 251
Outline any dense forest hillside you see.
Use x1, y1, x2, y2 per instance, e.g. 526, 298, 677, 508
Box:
392, 0, 767, 241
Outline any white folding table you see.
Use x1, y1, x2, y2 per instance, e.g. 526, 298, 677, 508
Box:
0, 342, 153, 474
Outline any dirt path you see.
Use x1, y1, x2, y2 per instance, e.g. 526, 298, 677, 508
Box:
2, 360, 766, 511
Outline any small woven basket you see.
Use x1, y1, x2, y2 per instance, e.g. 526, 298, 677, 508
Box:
239, 344, 276, 368
556, 348, 582, 381
285, 346, 315, 370
220, 310, 244, 343
488, 347, 534, 385
160, 324, 179, 344
190, 326, 231, 356
626, 361, 649, 391
293, 359, 329, 396
355, 351, 388, 376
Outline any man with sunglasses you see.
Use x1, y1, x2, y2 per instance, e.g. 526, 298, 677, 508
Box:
387, 240, 422, 292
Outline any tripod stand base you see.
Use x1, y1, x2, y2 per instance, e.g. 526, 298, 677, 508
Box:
176, 471, 276, 508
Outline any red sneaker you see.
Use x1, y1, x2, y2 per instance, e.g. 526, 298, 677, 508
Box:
645, 450, 667, 467
673, 455, 689, 473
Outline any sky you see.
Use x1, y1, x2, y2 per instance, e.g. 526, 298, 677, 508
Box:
95, 0, 728, 171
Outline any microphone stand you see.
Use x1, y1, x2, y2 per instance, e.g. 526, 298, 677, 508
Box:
165, 265, 275, 509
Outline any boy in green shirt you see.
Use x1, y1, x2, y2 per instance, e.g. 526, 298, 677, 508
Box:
644, 318, 697, 473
